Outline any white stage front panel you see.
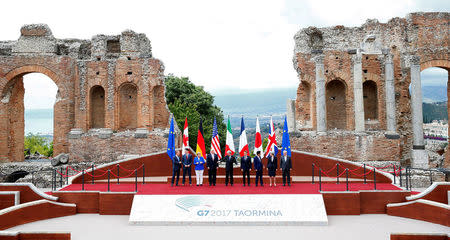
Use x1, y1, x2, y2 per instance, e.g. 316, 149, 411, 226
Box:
129, 194, 328, 226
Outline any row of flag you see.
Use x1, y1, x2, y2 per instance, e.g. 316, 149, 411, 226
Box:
167, 116, 291, 159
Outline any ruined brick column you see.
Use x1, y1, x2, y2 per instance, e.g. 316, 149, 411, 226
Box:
353, 53, 365, 132
315, 55, 326, 133
410, 56, 428, 168
384, 54, 397, 135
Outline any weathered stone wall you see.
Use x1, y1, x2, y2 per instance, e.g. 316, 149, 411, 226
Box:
292, 12, 449, 165
291, 131, 401, 162
0, 24, 173, 162
68, 130, 169, 162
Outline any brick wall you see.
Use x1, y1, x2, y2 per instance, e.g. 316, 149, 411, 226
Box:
292, 12, 449, 163
0, 25, 171, 163
291, 132, 401, 162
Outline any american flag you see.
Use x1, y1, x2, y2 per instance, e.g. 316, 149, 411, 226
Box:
211, 117, 222, 159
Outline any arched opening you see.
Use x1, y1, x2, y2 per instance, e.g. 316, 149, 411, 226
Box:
298, 81, 312, 127
420, 66, 448, 168
363, 80, 378, 120
119, 83, 138, 130
326, 79, 347, 130
2, 73, 58, 161
89, 85, 105, 128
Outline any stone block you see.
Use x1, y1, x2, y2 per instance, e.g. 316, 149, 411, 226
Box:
134, 128, 149, 138
68, 129, 83, 139
98, 128, 113, 139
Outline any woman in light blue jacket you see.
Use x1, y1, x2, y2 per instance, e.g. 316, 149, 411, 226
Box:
194, 152, 206, 186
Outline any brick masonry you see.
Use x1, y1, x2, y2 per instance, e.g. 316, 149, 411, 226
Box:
0, 24, 172, 163
292, 12, 449, 166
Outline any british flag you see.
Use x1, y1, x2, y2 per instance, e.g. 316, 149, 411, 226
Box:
264, 116, 278, 158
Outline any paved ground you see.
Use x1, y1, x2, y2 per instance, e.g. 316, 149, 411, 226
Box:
6, 214, 449, 240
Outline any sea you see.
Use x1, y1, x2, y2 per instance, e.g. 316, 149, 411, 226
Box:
23, 85, 446, 135
24, 108, 53, 136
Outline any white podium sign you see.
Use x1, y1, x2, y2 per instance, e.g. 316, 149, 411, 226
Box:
129, 194, 328, 226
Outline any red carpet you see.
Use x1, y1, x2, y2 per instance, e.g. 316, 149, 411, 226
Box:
59, 183, 402, 195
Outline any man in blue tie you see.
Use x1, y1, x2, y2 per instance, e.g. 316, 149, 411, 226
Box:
240, 150, 251, 186
222, 150, 237, 186
171, 150, 182, 186
182, 148, 193, 186
280, 150, 292, 186
254, 151, 263, 187
206, 149, 219, 186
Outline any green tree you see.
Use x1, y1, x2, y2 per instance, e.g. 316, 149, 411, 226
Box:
24, 133, 53, 157
165, 75, 227, 154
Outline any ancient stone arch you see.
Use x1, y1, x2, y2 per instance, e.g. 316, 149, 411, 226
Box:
291, 12, 449, 167
419, 59, 450, 168
326, 79, 347, 130
89, 85, 105, 128
363, 80, 378, 120
0, 24, 172, 162
118, 82, 138, 130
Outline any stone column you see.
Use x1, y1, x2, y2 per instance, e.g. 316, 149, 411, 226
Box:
353, 53, 365, 132
384, 54, 398, 137
286, 99, 296, 133
315, 55, 326, 133
410, 56, 428, 168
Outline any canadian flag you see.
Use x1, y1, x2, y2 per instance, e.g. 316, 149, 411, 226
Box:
225, 116, 235, 155
182, 117, 189, 154
238, 117, 249, 157
253, 117, 262, 155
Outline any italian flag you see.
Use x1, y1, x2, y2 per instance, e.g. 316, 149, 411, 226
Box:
225, 116, 235, 155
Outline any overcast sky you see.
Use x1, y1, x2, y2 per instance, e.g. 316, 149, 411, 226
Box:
1, 0, 448, 109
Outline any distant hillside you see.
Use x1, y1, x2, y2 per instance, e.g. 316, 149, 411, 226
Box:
423, 101, 448, 123
213, 88, 296, 128
422, 86, 447, 103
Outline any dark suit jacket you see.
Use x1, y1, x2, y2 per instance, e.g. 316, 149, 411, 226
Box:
240, 156, 252, 171
172, 155, 182, 171
267, 156, 277, 170
253, 156, 263, 171
206, 153, 219, 169
182, 154, 193, 167
280, 156, 292, 170
222, 155, 237, 171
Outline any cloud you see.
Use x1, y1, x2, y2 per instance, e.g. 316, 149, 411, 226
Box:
421, 67, 448, 86
23, 73, 57, 109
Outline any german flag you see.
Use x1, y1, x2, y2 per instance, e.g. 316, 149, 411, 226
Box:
196, 119, 206, 158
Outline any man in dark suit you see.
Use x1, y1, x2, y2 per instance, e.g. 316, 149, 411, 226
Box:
280, 150, 292, 186
206, 149, 219, 186
222, 150, 237, 186
182, 149, 193, 186
253, 151, 263, 187
240, 150, 251, 186
171, 150, 182, 186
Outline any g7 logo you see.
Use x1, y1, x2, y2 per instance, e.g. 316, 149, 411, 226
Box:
197, 210, 210, 216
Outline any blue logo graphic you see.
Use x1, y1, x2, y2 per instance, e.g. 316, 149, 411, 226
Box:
175, 196, 212, 212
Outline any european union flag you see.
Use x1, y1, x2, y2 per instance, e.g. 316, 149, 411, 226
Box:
167, 117, 176, 159
281, 116, 291, 157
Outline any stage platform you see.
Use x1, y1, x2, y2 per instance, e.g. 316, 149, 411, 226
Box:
59, 182, 401, 195
93, 176, 375, 184
129, 194, 328, 226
